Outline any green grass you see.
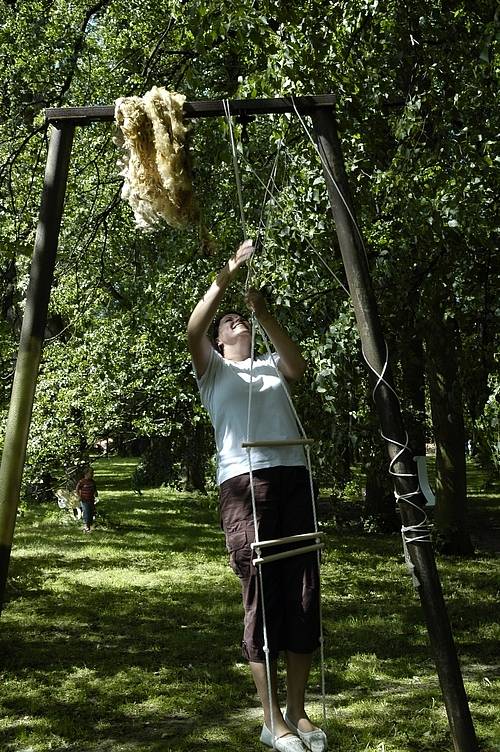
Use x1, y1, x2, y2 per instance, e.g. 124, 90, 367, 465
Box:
0, 457, 498, 752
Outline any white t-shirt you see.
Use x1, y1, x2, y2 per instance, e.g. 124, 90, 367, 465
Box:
197, 348, 306, 485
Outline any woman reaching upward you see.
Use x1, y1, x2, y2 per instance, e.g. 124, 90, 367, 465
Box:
187, 239, 327, 752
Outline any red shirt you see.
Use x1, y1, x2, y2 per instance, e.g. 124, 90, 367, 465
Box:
76, 478, 97, 502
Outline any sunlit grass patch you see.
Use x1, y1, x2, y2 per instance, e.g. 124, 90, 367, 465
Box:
1, 457, 499, 751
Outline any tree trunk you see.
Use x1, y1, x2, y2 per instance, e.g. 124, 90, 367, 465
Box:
424, 289, 474, 555
363, 448, 399, 532
182, 423, 207, 493
400, 332, 427, 457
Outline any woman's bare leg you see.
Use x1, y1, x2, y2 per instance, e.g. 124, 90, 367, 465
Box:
250, 660, 295, 738
285, 651, 317, 732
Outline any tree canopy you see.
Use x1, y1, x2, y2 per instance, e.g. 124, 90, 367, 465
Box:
0, 0, 498, 551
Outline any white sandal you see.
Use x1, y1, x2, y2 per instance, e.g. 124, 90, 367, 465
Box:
284, 714, 328, 752
260, 724, 307, 751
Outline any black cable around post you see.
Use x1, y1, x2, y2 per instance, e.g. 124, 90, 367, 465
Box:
0, 123, 75, 613
310, 106, 478, 752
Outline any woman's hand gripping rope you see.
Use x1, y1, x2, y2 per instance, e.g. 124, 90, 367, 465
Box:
245, 287, 269, 320
245, 288, 306, 383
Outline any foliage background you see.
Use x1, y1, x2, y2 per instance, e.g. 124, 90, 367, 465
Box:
0, 0, 498, 539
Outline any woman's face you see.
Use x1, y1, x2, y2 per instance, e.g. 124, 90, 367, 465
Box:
216, 313, 251, 351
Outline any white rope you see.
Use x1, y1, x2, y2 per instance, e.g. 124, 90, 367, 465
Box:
247, 321, 327, 723
221, 94, 278, 740
238, 147, 350, 296
245, 319, 278, 741
250, 310, 327, 720
223, 98, 248, 239
361, 339, 432, 588
361, 340, 400, 405
247, 321, 259, 537
289, 98, 432, 574
306, 443, 327, 721
289, 95, 371, 270
247, 143, 282, 290
287, 101, 433, 568
224, 101, 327, 735
288, 99, 433, 589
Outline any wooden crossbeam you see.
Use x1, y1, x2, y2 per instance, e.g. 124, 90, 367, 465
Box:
45, 94, 336, 126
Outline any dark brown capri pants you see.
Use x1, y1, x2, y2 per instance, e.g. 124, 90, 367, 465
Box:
219, 465, 320, 663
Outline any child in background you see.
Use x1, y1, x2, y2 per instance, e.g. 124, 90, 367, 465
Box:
76, 467, 98, 533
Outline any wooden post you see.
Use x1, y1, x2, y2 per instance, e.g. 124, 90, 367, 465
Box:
0, 124, 74, 612
310, 107, 478, 752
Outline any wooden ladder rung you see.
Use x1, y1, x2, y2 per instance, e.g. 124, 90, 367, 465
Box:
251, 532, 324, 551
253, 542, 324, 566
242, 438, 314, 448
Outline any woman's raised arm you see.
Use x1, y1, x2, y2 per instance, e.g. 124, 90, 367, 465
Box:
187, 239, 254, 378
245, 288, 306, 383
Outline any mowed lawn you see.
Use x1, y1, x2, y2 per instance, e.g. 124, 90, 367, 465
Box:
0, 457, 498, 752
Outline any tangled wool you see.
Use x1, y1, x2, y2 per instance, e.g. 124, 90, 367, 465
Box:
114, 88, 198, 231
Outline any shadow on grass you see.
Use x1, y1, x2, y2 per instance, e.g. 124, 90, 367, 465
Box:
1, 458, 499, 751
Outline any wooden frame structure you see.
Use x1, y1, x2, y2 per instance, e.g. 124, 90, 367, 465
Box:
0, 94, 477, 752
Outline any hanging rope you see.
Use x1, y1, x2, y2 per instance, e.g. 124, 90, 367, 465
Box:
361, 339, 432, 588
237, 145, 350, 296
247, 143, 283, 290
223, 102, 327, 740
252, 317, 327, 719
223, 99, 248, 239
290, 95, 371, 269
223, 97, 278, 741
289, 96, 434, 591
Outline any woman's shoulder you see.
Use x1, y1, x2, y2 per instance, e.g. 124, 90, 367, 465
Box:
198, 346, 225, 387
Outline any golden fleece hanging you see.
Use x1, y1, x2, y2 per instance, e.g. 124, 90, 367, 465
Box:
114, 87, 198, 231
